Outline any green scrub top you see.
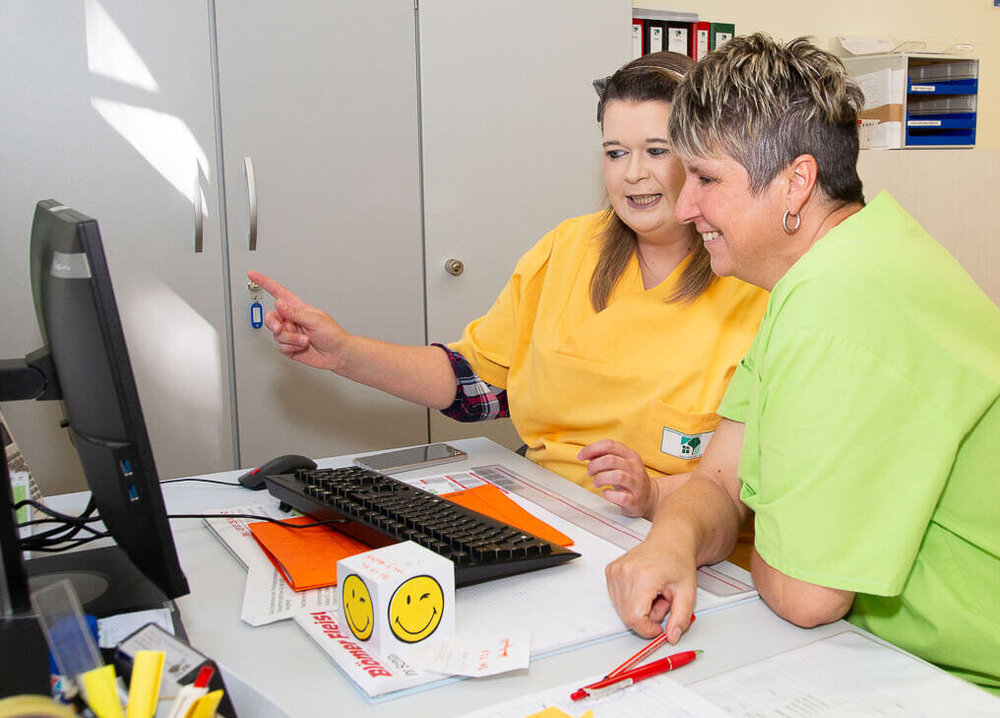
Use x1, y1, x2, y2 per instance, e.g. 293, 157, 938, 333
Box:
719, 192, 1000, 695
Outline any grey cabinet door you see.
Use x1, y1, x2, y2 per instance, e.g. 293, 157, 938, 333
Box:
418, 0, 632, 448
214, 0, 430, 468
0, 1, 232, 489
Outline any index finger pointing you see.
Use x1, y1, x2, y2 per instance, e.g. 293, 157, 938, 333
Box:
248, 270, 301, 305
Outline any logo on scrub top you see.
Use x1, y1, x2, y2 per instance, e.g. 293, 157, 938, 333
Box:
661, 428, 714, 459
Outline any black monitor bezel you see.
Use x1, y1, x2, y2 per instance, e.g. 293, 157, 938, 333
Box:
1, 200, 189, 616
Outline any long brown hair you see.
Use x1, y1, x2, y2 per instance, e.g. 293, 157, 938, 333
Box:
590, 52, 713, 311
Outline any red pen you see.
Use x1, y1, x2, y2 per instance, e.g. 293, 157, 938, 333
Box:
570, 650, 703, 701
605, 613, 697, 680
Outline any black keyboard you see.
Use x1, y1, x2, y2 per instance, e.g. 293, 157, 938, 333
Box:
263, 465, 580, 586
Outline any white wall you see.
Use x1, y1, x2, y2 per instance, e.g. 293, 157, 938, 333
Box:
639, 1, 1000, 148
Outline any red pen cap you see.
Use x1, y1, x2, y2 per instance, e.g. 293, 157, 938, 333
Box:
193, 664, 215, 689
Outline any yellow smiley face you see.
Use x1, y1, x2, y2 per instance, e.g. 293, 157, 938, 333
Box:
388, 575, 444, 643
342, 574, 373, 641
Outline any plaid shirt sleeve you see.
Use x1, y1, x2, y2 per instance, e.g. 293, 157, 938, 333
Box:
432, 343, 509, 422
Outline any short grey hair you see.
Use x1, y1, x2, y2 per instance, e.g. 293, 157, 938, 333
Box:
669, 34, 865, 204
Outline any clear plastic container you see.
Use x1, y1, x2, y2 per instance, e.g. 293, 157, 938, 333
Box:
908, 94, 977, 115
909, 59, 977, 82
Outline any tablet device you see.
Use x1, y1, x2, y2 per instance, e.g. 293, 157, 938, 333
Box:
353, 443, 467, 474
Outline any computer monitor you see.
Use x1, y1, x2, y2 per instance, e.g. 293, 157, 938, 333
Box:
0, 200, 189, 617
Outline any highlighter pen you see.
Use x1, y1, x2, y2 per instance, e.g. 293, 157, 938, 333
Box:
186, 689, 225, 718
80, 664, 125, 718
125, 650, 165, 718
165, 664, 215, 718
570, 650, 703, 701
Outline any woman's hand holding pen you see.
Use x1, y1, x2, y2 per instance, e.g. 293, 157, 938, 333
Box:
248, 270, 351, 372
605, 529, 698, 642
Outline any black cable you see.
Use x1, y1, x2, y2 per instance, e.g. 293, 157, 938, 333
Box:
160, 477, 242, 487
21, 534, 111, 552
15, 496, 98, 525
18, 518, 107, 542
19, 517, 107, 539
15, 496, 108, 550
11, 484, 342, 555
169, 513, 347, 528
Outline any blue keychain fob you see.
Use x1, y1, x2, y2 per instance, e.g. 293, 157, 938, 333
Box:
250, 300, 264, 329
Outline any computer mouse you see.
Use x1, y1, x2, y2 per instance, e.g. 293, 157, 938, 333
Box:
238, 454, 317, 490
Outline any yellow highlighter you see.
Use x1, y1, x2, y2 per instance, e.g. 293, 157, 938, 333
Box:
185, 689, 224, 718
80, 664, 124, 718
125, 650, 165, 718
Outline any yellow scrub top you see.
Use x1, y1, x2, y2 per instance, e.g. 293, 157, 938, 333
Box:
449, 212, 768, 491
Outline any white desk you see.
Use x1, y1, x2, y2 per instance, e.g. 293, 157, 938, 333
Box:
155, 437, 867, 717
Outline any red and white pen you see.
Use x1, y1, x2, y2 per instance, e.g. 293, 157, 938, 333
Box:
603, 613, 697, 680
569, 650, 703, 701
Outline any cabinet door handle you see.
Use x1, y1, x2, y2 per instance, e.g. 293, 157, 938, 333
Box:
193, 167, 204, 254
244, 156, 258, 251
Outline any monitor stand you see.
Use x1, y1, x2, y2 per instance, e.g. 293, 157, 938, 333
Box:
0, 614, 50, 695
27, 545, 170, 619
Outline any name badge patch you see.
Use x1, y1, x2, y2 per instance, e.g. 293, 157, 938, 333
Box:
661, 427, 714, 460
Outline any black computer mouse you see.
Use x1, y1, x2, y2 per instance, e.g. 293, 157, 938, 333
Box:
237, 454, 317, 490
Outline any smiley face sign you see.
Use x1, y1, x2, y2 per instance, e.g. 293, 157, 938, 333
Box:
388, 575, 445, 643
342, 574, 374, 641
337, 541, 454, 657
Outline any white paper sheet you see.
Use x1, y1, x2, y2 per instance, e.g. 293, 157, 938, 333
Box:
691, 630, 1000, 716
293, 608, 444, 697
202, 505, 337, 626
97, 607, 174, 648
461, 466, 758, 613
837, 35, 898, 55
459, 671, 728, 718
404, 628, 532, 677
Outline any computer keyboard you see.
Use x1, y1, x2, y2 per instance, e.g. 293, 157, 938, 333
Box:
263, 465, 580, 586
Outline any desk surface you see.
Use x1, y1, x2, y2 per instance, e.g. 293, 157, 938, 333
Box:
153, 437, 868, 717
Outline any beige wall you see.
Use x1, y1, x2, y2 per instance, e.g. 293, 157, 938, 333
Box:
638, 1, 1000, 148
858, 149, 999, 304
636, 2, 1000, 307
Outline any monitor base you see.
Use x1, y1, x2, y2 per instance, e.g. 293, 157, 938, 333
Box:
27, 545, 170, 618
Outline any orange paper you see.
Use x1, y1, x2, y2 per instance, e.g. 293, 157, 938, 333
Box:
442, 484, 574, 548
248, 516, 370, 591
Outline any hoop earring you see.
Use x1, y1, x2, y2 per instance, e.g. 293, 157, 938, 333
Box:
782, 210, 801, 234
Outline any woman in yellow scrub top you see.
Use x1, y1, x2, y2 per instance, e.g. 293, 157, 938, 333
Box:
249, 51, 768, 519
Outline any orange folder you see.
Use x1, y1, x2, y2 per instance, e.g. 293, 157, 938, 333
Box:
442, 484, 574, 548
248, 516, 369, 591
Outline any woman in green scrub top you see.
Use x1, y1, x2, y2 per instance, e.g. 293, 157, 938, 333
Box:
605, 33, 1000, 696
